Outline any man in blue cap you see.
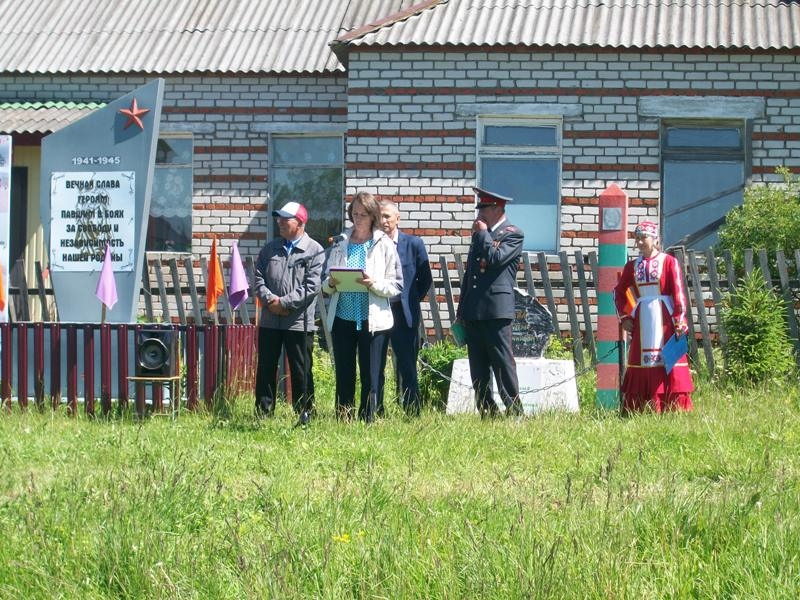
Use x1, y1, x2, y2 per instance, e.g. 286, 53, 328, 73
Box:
455, 186, 525, 417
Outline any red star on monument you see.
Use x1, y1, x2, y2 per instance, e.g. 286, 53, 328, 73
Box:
119, 98, 150, 130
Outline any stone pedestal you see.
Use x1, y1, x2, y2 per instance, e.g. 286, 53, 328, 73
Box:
446, 358, 580, 415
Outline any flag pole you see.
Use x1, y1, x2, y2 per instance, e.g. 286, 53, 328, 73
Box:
214, 253, 221, 325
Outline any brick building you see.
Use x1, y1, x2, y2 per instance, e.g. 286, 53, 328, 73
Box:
1, 0, 799, 316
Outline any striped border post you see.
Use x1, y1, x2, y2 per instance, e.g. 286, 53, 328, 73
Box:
596, 184, 629, 409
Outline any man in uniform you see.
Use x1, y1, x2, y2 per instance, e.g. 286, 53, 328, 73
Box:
254, 201, 324, 422
455, 187, 524, 417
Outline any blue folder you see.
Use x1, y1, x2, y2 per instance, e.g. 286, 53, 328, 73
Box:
663, 333, 688, 374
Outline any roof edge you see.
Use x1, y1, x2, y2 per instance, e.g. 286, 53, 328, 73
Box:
336, 0, 446, 45
330, 0, 446, 67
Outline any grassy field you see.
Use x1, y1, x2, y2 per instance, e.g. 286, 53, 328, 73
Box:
1, 358, 799, 599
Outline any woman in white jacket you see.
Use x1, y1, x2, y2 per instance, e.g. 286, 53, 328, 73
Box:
322, 191, 403, 421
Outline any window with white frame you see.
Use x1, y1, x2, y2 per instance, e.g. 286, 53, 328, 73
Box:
477, 117, 562, 252
146, 135, 193, 252
270, 134, 344, 246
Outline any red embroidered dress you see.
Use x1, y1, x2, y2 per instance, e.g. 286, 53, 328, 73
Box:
613, 251, 694, 413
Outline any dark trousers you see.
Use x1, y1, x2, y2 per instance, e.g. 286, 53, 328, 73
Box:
378, 302, 422, 416
331, 316, 389, 421
255, 327, 315, 415
464, 318, 520, 415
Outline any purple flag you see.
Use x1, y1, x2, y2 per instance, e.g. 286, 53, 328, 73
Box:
228, 241, 249, 310
95, 243, 118, 310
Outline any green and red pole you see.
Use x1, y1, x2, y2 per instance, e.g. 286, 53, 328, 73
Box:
596, 184, 628, 409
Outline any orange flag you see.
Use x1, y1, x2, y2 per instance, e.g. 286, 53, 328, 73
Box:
206, 238, 224, 313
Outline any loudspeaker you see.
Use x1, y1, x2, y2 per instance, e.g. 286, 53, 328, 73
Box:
136, 328, 180, 377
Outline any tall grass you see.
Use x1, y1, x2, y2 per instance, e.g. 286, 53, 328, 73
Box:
0, 354, 799, 598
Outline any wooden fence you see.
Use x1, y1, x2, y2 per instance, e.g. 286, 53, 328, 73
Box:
6, 247, 800, 381
0, 322, 256, 416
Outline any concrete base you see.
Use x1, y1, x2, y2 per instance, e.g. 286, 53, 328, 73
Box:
446, 358, 580, 416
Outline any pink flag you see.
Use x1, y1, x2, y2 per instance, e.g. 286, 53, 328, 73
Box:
95, 243, 118, 310
228, 241, 249, 310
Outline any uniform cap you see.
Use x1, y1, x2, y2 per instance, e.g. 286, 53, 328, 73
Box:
473, 186, 513, 208
272, 201, 308, 224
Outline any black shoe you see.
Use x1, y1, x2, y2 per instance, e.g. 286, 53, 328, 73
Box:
506, 399, 524, 417
293, 410, 311, 428
403, 401, 421, 418
336, 405, 355, 422
256, 397, 274, 417
478, 401, 499, 419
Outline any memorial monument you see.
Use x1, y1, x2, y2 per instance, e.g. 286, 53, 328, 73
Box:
40, 79, 164, 323
447, 287, 580, 415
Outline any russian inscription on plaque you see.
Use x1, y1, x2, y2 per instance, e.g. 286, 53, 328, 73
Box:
49, 172, 135, 271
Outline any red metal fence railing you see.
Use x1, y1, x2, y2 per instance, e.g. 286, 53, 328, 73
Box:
0, 323, 257, 416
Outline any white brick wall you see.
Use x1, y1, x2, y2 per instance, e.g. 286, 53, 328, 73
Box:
1, 73, 347, 266
4, 49, 800, 284
345, 50, 800, 258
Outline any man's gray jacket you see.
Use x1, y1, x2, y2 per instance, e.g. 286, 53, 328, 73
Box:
254, 232, 324, 331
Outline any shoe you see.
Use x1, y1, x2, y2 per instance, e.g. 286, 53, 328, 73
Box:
506, 399, 524, 417
255, 396, 275, 417
403, 400, 421, 418
294, 410, 311, 428
478, 401, 499, 419
336, 405, 355, 422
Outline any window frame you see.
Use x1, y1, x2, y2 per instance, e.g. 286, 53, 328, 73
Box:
659, 117, 751, 250
476, 116, 563, 253
661, 118, 748, 160
146, 132, 194, 254
267, 132, 345, 244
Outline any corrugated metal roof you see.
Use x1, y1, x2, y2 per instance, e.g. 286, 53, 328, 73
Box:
342, 0, 800, 51
0, 102, 104, 134
2, 0, 795, 75
0, 0, 417, 74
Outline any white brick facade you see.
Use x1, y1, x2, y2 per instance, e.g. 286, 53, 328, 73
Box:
1, 74, 347, 263
3, 49, 800, 328
345, 50, 800, 257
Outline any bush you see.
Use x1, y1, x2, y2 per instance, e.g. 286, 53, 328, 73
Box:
418, 340, 468, 410
544, 334, 572, 360
720, 269, 796, 386
717, 167, 800, 273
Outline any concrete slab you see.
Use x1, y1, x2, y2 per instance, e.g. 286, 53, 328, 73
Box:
446, 357, 580, 416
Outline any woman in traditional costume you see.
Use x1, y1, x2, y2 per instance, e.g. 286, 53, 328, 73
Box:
613, 220, 694, 413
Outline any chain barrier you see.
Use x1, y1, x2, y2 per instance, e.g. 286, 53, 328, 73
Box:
418, 341, 621, 396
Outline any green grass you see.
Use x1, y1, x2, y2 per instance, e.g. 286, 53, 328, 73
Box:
1, 355, 799, 599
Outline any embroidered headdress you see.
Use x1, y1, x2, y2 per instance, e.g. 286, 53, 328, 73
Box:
634, 220, 659, 239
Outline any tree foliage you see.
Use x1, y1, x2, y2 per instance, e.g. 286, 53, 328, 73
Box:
717, 167, 800, 269
720, 269, 796, 386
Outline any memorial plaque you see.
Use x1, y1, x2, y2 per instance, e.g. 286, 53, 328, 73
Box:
40, 79, 164, 322
512, 287, 554, 358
